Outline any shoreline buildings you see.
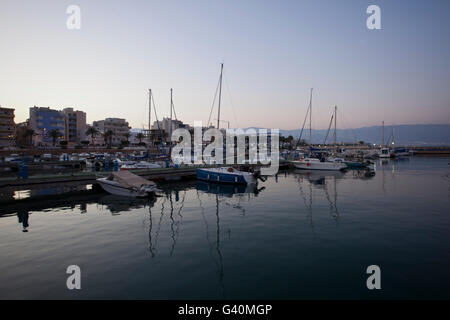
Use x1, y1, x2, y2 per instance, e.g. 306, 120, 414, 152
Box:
92, 118, 131, 147
62, 108, 86, 146
0, 106, 15, 147
29, 106, 86, 146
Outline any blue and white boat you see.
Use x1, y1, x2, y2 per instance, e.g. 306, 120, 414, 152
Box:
196, 167, 257, 185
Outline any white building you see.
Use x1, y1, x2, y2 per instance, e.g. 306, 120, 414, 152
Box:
151, 117, 190, 133
92, 118, 131, 146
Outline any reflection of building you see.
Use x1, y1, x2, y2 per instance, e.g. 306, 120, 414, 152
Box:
0, 106, 15, 147
29, 106, 66, 145
62, 108, 86, 145
93, 118, 130, 146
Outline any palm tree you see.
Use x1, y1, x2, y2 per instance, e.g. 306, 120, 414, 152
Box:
48, 129, 62, 147
123, 132, 131, 143
86, 127, 99, 145
24, 129, 35, 147
103, 130, 114, 148
136, 132, 144, 144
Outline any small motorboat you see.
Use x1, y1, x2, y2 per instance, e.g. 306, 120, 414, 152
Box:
292, 158, 347, 171
96, 171, 160, 197
196, 167, 257, 185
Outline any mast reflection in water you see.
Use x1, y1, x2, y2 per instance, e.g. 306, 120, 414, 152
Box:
0, 156, 449, 299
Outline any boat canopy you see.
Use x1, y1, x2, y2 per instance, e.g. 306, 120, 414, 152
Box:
112, 171, 155, 189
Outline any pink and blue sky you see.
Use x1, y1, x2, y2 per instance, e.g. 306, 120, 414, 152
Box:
0, 0, 449, 129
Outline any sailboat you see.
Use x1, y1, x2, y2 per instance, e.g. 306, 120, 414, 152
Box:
379, 121, 391, 158
196, 63, 260, 184
291, 90, 347, 171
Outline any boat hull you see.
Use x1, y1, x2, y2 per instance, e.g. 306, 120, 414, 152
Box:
97, 178, 148, 197
196, 168, 255, 185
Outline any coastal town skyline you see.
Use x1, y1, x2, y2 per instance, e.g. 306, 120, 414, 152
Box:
1, 0, 449, 130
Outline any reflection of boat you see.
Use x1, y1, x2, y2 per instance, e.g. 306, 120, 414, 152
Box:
197, 180, 263, 197
196, 167, 257, 184
295, 169, 345, 185
345, 159, 375, 170
292, 158, 347, 171
96, 171, 160, 197
98, 194, 156, 213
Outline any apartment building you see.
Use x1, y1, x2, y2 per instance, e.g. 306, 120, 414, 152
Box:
92, 118, 131, 146
62, 108, 86, 145
29, 106, 66, 145
0, 106, 15, 147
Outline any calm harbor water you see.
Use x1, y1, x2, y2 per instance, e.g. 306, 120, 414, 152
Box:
0, 156, 449, 299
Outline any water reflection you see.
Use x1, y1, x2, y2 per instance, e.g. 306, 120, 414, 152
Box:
17, 209, 29, 232
148, 190, 186, 258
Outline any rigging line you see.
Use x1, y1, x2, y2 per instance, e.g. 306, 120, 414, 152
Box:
323, 114, 334, 145
223, 71, 240, 128
295, 102, 310, 149
207, 76, 221, 127
171, 97, 178, 121
151, 91, 168, 148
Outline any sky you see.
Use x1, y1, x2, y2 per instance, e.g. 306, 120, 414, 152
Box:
0, 0, 449, 130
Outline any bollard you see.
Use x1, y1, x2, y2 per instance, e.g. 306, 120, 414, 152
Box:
105, 160, 110, 172
113, 160, 119, 172
165, 159, 169, 168
23, 163, 28, 179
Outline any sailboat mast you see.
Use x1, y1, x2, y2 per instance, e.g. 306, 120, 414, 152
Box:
334, 105, 337, 146
392, 127, 395, 146
170, 88, 173, 142
148, 89, 152, 145
217, 63, 224, 129
382, 121, 384, 147
309, 88, 313, 145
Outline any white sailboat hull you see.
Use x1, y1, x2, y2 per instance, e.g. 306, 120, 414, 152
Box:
292, 159, 347, 171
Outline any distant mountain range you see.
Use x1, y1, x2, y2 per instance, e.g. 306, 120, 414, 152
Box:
277, 124, 450, 146
131, 124, 450, 146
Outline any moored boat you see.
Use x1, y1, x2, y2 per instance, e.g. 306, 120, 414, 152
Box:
379, 147, 390, 158
196, 167, 257, 185
120, 161, 162, 170
96, 171, 160, 197
292, 157, 347, 171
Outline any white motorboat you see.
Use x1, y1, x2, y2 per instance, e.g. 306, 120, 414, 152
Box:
96, 171, 160, 197
291, 157, 347, 171
379, 147, 390, 158
120, 161, 162, 170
